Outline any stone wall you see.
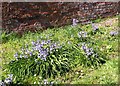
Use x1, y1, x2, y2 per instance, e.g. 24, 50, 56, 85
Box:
2, 2, 118, 34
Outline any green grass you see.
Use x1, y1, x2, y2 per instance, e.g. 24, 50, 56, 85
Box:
71, 58, 118, 84
43, 58, 118, 84
0, 15, 119, 84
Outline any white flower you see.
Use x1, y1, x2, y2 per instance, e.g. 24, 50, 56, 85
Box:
34, 81, 37, 84
34, 74, 37, 76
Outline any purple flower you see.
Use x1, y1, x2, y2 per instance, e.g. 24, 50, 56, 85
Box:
72, 18, 79, 26
82, 44, 87, 51
14, 53, 18, 59
29, 52, 33, 56
86, 52, 92, 56
31, 41, 36, 46
47, 40, 51, 44
86, 48, 90, 52
92, 23, 99, 31
17, 39, 62, 61
38, 49, 42, 53
78, 31, 87, 38
110, 31, 118, 36
82, 44, 94, 57
50, 43, 56, 50
41, 51, 46, 56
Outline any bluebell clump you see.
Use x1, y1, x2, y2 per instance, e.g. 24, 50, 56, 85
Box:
80, 43, 106, 67
9, 39, 70, 83
14, 40, 61, 61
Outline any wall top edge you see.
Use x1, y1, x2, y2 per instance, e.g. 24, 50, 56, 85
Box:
0, 0, 119, 2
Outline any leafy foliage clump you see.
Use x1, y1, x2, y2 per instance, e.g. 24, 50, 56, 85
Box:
6, 40, 70, 83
